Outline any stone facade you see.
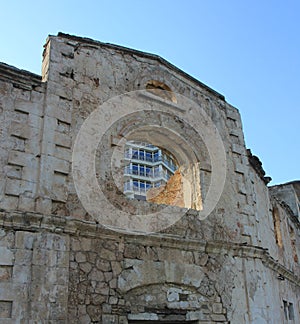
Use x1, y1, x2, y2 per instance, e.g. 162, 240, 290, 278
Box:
0, 32, 299, 323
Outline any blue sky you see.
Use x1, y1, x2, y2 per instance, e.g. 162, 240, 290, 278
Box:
0, 0, 299, 184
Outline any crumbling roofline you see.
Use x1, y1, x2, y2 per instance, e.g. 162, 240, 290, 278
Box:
0, 62, 43, 90
55, 32, 226, 101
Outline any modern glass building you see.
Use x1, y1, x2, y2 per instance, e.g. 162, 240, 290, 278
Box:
123, 141, 178, 200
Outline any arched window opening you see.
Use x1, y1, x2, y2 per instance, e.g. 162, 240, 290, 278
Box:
123, 139, 202, 210
146, 80, 177, 103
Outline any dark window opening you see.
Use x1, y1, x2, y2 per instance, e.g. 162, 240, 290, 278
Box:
288, 302, 294, 320
283, 300, 294, 321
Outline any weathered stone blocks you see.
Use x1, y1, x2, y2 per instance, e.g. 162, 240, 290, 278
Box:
0, 32, 299, 323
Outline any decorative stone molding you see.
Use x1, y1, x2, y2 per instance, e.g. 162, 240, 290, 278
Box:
1, 210, 299, 287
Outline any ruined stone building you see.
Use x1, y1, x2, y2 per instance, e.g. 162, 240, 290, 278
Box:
0, 32, 299, 323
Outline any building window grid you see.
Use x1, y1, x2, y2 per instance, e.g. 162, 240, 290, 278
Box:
124, 142, 178, 198
124, 164, 169, 180
125, 148, 177, 172
124, 180, 163, 194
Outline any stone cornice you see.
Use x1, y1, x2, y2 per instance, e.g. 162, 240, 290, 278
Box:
1, 210, 299, 287
0, 62, 43, 90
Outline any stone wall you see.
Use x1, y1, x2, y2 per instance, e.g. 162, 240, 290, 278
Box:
0, 63, 45, 214
0, 33, 299, 323
1, 210, 299, 323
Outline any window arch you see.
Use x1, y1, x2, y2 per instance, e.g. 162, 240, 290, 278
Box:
120, 124, 204, 211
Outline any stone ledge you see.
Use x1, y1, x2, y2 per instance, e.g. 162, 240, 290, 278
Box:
0, 210, 299, 287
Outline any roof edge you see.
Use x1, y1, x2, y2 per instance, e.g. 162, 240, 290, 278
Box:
56, 32, 226, 101
0, 62, 42, 90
